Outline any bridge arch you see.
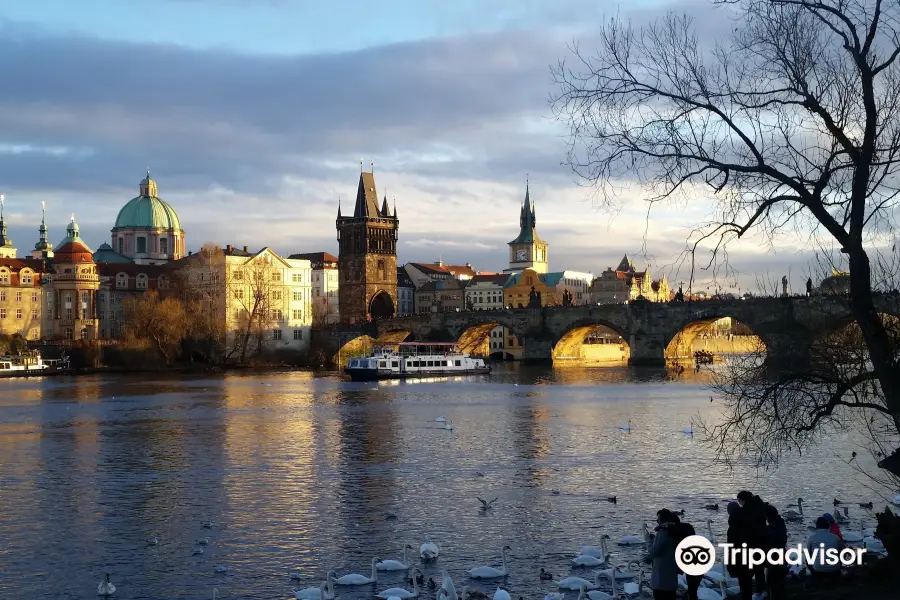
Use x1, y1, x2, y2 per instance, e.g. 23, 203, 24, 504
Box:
550, 319, 630, 365
664, 314, 771, 363
453, 315, 523, 359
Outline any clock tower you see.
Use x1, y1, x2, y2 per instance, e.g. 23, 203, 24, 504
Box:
506, 181, 548, 273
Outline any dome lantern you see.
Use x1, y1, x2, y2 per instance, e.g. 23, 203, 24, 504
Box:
139, 169, 158, 197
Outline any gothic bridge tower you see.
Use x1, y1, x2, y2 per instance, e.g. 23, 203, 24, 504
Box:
336, 164, 399, 324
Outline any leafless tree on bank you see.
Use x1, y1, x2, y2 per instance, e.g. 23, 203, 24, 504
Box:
552, 0, 900, 478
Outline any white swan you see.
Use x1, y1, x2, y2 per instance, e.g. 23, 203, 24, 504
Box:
469, 546, 510, 579
376, 569, 420, 599
584, 572, 616, 600
493, 588, 511, 600
198, 537, 210, 545
574, 537, 609, 565
440, 570, 458, 600
421, 542, 439, 561
333, 558, 379, 585
557, 572, 599, 591
696, 578, 726, 600
864, 535, 886, 554
843, 519, 865, 543
595, 564, 636, 580
97, 573, 116, 597
146, 536, 159, 546
214, 564, 227, 573
783, 498, 803, 521
377, 545, 413, 571
445, 422, 454, 431
295, 579, 335, 600
622, 565, 650, 597
618, 420, 632, 432
703, 519, 716, 544
618, 524, 648, 546
436, 417, 447, 423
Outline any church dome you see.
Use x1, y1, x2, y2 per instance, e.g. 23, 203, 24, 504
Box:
114, 172, 182, 231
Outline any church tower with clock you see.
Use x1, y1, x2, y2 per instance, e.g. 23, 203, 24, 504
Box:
506, 181, 548, 273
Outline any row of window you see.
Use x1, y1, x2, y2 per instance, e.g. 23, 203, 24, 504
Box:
115, 273, 169, 289
271, 329, 305, 340
0, 291, 38, 302
0, 273, 35, 285
0, 308, 38, 319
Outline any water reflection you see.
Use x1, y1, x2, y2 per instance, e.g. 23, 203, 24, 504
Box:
0, 365, 889, 599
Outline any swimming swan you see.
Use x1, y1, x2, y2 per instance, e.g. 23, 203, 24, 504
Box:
377, 545, 413, 571
295, 579, 336, 600
421, 542, 439, 562
97, 573, 116, 597
333, 558, 379, 585
376, 569, 420, 598
468, 546, 510, 579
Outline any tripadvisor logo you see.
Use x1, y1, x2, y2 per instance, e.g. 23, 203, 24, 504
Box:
674, 535, 866, 575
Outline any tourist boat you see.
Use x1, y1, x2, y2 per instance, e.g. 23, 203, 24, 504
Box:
0, 352, 53, 377
344, 342, 491, 381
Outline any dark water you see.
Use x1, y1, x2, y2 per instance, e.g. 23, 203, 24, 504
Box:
0, 364, 886, 599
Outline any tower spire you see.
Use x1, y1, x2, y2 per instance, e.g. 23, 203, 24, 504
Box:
0, 193, 9, 249
337, 195, 342, 218
33, 200, 52, 257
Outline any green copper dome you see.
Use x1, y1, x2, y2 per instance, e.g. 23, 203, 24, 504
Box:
114, 172, 182, 231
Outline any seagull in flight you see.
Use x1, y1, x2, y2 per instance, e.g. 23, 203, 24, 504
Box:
477, 497, 499, 511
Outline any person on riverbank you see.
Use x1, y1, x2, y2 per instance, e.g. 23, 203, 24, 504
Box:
736, 491, 768, 599
669, 516, 702, 600
646, 508, 679, 600
822, 513, 843, 541
764, 503, 787, 600
807, 516, 844, 579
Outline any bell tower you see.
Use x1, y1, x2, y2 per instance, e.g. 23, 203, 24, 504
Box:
506, 180, 548, 273
336, 162, 399, 324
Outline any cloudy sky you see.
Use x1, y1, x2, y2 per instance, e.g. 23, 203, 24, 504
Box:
0, 0, 835, 293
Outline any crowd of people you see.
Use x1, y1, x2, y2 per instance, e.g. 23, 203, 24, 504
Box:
644, 490, 847, 600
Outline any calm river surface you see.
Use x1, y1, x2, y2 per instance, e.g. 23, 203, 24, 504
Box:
0, 364, 886, 599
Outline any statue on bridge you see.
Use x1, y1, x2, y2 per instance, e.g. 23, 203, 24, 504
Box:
562, 288, 573, 306
674, 286, 684, 302
806, 277, 813, 297
782, 275, 789, 297
528, 286, 542, 308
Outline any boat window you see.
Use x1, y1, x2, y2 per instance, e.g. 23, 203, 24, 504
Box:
391, 361, 399, 368
455, 360, 461, 366
427, 360, 434, 367
0, 363, 8, 370
379, 361, 387, 368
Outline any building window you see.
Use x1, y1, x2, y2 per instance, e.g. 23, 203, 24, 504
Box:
0, 309, 5, 319
136, 274, 148, 289
159, 237, 168, 255
15, 291, 22, 302
271, 272, 281, 282
293, 329, 303, 340
0, 291, 5, 301
116, 273, 128, 289
293, 291, 302, 301
292, 309, 302, 320
0, 271, 8, 284
273, 329, 282, 340
16, 309, 22, 320
292, 273, 301, 283
159, 276, 169, 290
136, 237, 147, 254
233, 289, 244, 300
117, 238, 124, 254
81, 328, 88, 340
232, 270, 242, 281
271, 290, 282, 301
21, 273, 33, 284
98, 310, 105, 320
271, 309, 283, 321
65, 328, 73, 340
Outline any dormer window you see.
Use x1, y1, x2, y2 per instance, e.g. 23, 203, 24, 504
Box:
116, 273, 128, 289
136, 274, 148, 290
159, 275, 169, 290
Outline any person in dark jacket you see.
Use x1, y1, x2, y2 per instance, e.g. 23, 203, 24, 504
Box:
647, 509, 679, 600
672, 518, 703, 600
727, 501, 753, 600
764, 504, 787, 600
737, 491, 768, 597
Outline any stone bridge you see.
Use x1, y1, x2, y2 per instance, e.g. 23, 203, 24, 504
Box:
321, 295, 900, 366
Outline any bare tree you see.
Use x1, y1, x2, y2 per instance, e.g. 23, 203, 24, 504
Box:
174, 242, 227, 362
552, 0, 900, 477
122, 289, 188, 365
228, 255, 279, 362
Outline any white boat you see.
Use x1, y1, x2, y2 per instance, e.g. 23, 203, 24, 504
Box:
0, 352, 52, 376
345, 342, 491, 381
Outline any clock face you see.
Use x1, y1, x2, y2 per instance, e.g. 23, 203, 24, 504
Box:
516, 249, 527, 261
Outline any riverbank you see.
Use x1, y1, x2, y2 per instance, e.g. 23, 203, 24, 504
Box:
784, 558, 898, 599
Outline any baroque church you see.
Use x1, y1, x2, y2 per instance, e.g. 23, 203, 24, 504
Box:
0, 172, 186, 341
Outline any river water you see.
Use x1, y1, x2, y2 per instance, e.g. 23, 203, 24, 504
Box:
0, 365, 888, 599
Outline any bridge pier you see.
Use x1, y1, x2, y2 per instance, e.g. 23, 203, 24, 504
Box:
627, 332, 667, 366
520, 335, 553, 364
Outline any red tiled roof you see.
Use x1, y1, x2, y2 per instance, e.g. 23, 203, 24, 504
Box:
53, 241, 95, 263
410, 262, 476, 277
468, 274, 510, 286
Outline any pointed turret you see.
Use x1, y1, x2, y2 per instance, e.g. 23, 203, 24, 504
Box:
337, 197, 342, 219
508, 180, 545, 246
381, 194, 390, 217
393, 197, 397, 219
32, 200, 54, 258
353, 170, 381, 218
